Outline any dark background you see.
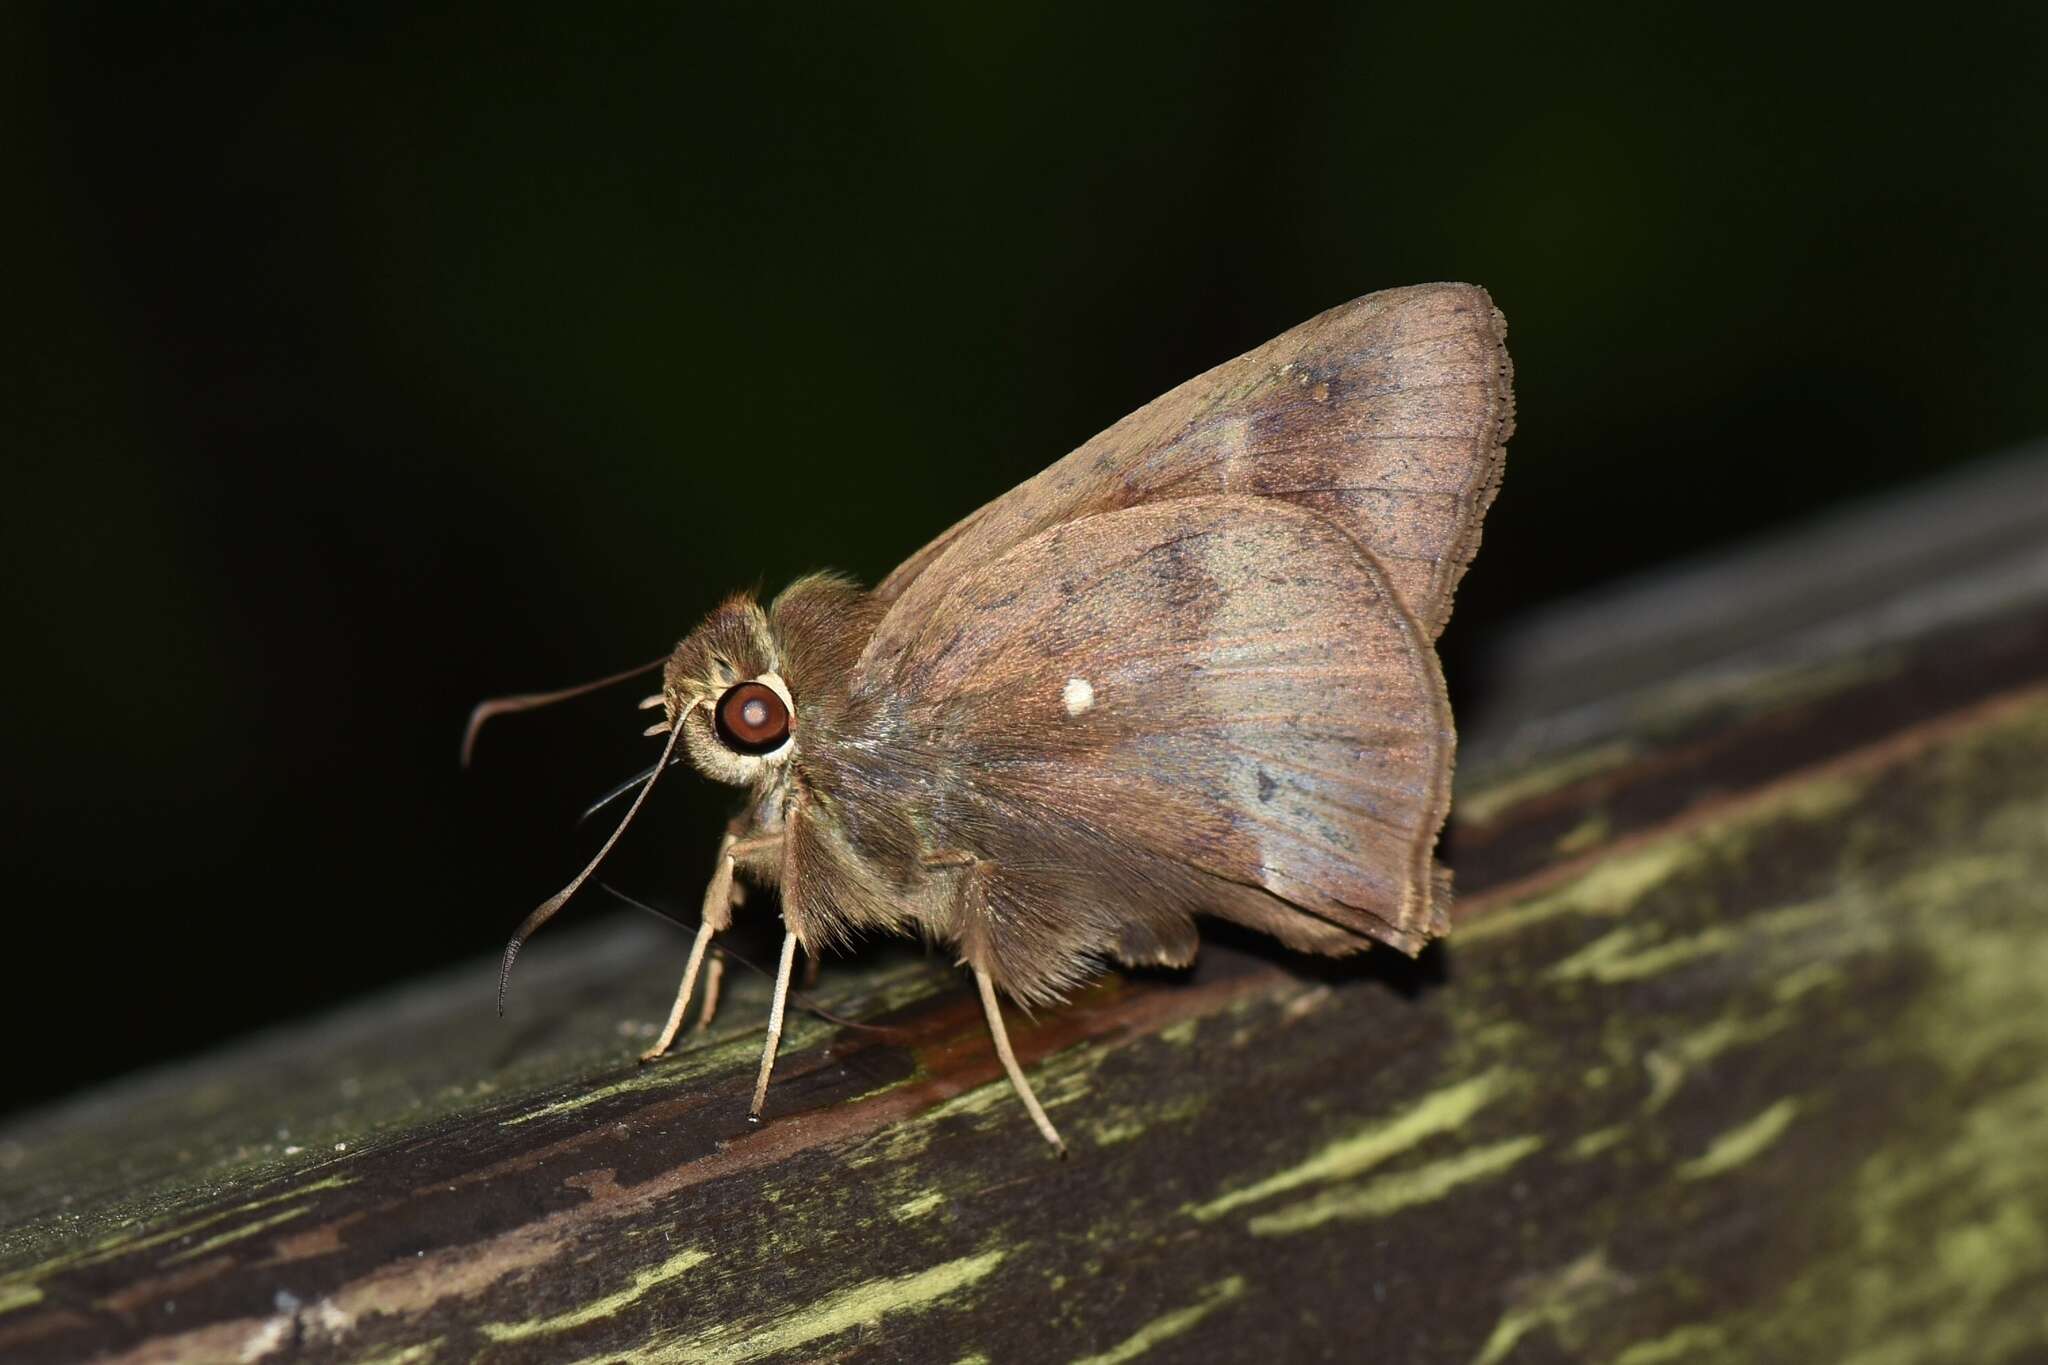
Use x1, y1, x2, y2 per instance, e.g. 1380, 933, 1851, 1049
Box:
7, 4, 2046, 1120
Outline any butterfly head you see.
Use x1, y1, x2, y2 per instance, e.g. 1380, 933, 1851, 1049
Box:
657, 593, 795, 787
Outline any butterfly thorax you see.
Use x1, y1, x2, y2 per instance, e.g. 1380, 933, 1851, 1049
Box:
663, 574, 959, 950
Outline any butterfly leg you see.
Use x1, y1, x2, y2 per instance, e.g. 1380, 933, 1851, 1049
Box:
974, 964, 1066, 1156
748, 928, 800, 1121
922, 850, 1068, 1154
640, 919, 715, 1063
693, 850, 755, 1032
692, 954, 725, 1034
642, 828, 774, 1062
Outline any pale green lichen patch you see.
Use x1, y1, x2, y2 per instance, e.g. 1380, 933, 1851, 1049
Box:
1082, 1088, 1209, 1151
850, 1069, 1033, 1169
5, 1172, 354, 1290
1568, 1126, 1628, 1161
1457, 738, 1638, 827
851, 1039, 1108, 1168
503, 1022, 821, 1128
840, 958, 981, 1019
1764, 768, 1883, 824
1547, 923, 1739, 984
1470, 1250, 1630, 1365
1190, 1069, 1513, 1221
160, 1202, 314, 1265
1157, 1019, 1200, 1047
1638, 1051, 1684, 1117
1088, 1118, 1147, 1147
1611, 1323, 1728, 1364
1469, 761, 1874, 954
1553, 809, 1612, 856
1459, 1018, 1533, 1058
1678, 1099, 1798, 1180
1069, 1274, 1245, 1365
647, 1249, 1006, 1364
1248, 1136, 1542, 1236
1460, 840, 1690, 944
1770, 960, 1842, 1003
351, 1337, 443, 1365
481, 1246, 709, 1342
1642, 1008, 1793, 1113
892, 1190, 945, 1221
499, 957, 946, 1131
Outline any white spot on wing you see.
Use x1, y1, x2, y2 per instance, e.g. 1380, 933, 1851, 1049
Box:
1063, 677, 1095, 716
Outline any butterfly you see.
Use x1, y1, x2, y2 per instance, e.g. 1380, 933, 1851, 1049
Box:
470, 283, 1513, 1153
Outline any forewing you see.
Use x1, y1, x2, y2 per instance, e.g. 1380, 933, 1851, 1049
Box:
868, 495, 1453, 1002
871, 283, 1511, 640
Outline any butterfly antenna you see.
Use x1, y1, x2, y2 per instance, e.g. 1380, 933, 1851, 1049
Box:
461, 655, 665, 767
498, 722, 684, 1014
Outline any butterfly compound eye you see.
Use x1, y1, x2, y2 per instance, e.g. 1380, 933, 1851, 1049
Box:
714, 681, 791, 754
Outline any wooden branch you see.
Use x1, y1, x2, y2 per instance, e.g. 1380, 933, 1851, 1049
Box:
5, 449, 2048, 1364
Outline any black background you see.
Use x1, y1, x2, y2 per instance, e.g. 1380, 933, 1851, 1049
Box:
8, 4, 2046, 1120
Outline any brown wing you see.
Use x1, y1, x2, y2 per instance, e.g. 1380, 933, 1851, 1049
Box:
871, 282, 1512, 640
863, 495, 1453, 1005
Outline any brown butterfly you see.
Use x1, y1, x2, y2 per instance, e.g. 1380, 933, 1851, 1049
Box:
469, 283, 1514, 1153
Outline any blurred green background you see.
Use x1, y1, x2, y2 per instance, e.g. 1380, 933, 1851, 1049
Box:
6, 3, 2046, 1116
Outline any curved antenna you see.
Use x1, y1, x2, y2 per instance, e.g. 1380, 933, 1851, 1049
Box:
461, 655, 665, 767
498, 721, 684, 1013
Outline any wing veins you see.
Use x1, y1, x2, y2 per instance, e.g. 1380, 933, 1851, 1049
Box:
1084, 633, 1350, 673
1204, 738, 1428, 817
1229, 801, 1408, 863
1257, 483, 1465, 500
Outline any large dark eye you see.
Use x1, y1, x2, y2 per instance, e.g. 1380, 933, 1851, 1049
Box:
714, 681, 791, 754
